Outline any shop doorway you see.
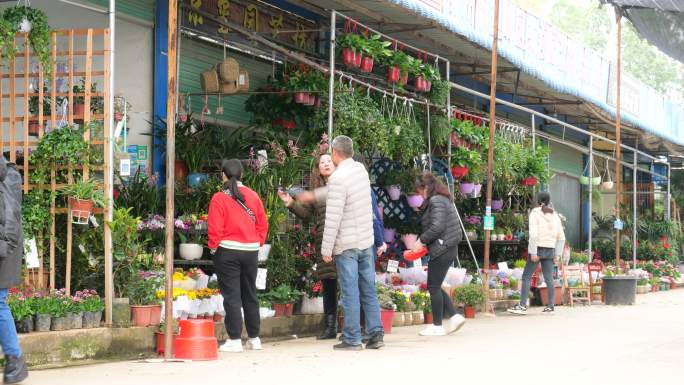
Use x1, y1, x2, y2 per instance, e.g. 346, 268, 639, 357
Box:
549, 173, 581, 248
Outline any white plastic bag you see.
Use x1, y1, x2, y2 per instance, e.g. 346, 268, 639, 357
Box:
259, 307, 275, 319
443, 267, 467, 286
198, 298, 212, 316
300, 295, 324, 314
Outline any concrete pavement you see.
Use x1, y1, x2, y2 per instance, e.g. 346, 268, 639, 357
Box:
25, 290, 683, 385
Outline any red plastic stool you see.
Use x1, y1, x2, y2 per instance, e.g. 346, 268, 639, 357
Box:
174, 319, 218, 360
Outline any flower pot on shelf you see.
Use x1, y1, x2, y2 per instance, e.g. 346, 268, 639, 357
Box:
383, 228, 397, 243
451, 166, 469, 179
401, 234, 419, 251
424, 312, 433, 324
68, 197, 94, 224
34, 314, 51, 332
386, 185, 402, 201
387, 66, 400, 83
380, 309, 394, 333
187, 172, 208, 188
407, 194, 424, 208
463, 306, 476, 319
83, 311, 102, 328
15, 318, 32, 334
491, 199, 504, 211
70, 312, 84, 329
179, 243, 204, 261
341, 48, 355, 67
273, 302, 294, 317
131, 304, 162, 327
414, 76, 426, 92
459, 182, 475, 195
73, 103, 85, 117
175, 159, 189, 182
360, 56, 374, 73
113, 297, 131, 327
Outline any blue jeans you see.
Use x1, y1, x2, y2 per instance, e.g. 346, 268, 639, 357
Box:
0, 289, 21, 356
335, 247, 383, 345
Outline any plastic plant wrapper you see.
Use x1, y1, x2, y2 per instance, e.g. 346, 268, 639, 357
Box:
443, 267, 467, 286
375, 273, 387, 285
198, 298, 212, 316
259, 307, 275, 319
398, 266, 427, 285
300, 295, 324, 314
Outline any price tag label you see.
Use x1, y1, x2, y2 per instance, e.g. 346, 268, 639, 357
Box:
613, 219, 624, 230
256, 268, 268, 290
89, 215, 99, 227
413, 258, 422, 268
483, 215, 495, 231
485, 206, 492, 217
387, 259, 399, 273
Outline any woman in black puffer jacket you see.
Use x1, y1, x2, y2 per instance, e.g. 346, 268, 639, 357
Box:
413, 173, 466, 336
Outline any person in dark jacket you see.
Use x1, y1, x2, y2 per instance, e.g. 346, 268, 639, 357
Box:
278, 154, 339, 339
413, 173, 466, 336
0, 156, 28, 383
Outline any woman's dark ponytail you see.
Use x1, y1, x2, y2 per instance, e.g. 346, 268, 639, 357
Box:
222, 159, 245, 202
536, 191, 554, 214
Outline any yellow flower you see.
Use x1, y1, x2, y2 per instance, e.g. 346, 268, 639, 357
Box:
172, 272, 186, 281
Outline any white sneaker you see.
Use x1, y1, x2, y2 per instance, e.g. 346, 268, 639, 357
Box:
444, 314, 466, 335
419, 325, 446, 336
246, 337, 263, 350
219, 339, 243, 353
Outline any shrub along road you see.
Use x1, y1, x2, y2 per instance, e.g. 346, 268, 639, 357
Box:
27, 289, 683, 385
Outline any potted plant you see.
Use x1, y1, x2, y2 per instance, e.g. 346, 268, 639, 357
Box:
602, 265, 638, 305
376, 285, 396, 333
60, 179, 105, 224
361, 34, 391, 73
384, 50, 412, 84
155, 319, 179, 356
389, 290, 409, 326
32, 292, 54, 332
71, 79, 101, 116
454, 284, 486, 319
50, 290, 72, 331
108, 208, 144, 327
383, 216, 401, 243
337, 33, 366, 68
81, 289, 104, 328
128, 271, 163, 327
8, 292, 33, 333
27, 85, 52, 136
397, 212, 422, 251
267, 284, 301, 317
175, 214, 207, 261
2, 5, 51, 73
380, 169, 405, 201
451, 147, 478, 180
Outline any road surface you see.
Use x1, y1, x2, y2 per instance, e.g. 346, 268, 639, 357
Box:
26, 289, 683, 385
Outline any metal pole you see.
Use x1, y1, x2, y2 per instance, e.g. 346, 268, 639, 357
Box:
588, 138, 593, 261
164, 0, 178, 361
446, 60, 452, 187
633, 151, 637, 267
327, 11, 336, 145
104, 0, 115, 326
667, 162, 671, 220
531, 114, 536, 198
483, 0, 500, 311
614, 9, 622, 272
426, 97, 432, 169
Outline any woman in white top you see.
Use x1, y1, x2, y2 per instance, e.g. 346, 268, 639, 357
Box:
508, 192, 565, 314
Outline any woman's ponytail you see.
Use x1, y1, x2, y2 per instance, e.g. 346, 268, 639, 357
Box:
221, 159, 245, 202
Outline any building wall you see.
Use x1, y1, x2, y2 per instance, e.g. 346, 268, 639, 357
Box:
0, 0, 155, 148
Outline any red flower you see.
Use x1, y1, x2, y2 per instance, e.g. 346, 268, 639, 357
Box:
113, 189, 120, 200
663, 243, 670, 250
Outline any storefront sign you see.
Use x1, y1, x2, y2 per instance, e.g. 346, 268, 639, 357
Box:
181, 0, 318, 54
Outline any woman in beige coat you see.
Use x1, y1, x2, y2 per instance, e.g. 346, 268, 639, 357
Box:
508, 192, 565, 314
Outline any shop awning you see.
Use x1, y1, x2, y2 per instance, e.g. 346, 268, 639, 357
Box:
603, 0, 684, 64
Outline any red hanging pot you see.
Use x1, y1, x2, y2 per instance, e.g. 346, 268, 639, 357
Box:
281, 119, 296, 130
294, 92, 308, 104
387, 66, 400, 83
306, 94, 316, 106
342, 48, 355, 67
414, 76, 426, 92
353, 52, 363, 68
360, 56, 374, 73
400, 73, 409, 86
451, 166, 469, 179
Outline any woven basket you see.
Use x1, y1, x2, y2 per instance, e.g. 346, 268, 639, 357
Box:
200, 68, 219, 93
220, 80, 238, 94
237, 69, 250, 91
218, 58, 239, 83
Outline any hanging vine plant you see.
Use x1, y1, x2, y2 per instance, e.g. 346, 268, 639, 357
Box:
2, 5, 51, 74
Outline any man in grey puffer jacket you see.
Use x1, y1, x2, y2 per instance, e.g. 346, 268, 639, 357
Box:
321, 136, 384, 351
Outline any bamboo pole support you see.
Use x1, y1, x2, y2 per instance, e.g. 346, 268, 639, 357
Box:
23, 38, 29, 193
614, 10, 622, 272
104, 27, 113, 326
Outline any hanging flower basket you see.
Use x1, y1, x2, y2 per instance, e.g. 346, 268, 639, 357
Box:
294, 92, 309, 104
407, 194, 424, 208
520, 176, 537, 186
459, 182, 475, 195
400, 73, 409, 86
386, 185, 402, 201
601, 181, 614, 190
383, 228, 397, 243
401, 234, 419, 250
69, 197, 93, 224
353, 52, 363, 68
492, 199, 504, 211
451, 166, 469, 179
341, 48, 355, 67
360, 56, 374, 73
414, 76, 427, 92
387, 66, 400, 83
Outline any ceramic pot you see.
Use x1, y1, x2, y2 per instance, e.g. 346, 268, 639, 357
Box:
131, 305, 162, 327
464, 306, 476, 319
386, 185, 402, 201
179, 243, 204, 260
383, 228, 397, 243
273, 303, 294, 317
360, 56, 374, 72
459, 182, 475, 195
492, 199, 504, 211
387, 66, 400, 83
401, 234, 419, 250
407, 194, 424, 208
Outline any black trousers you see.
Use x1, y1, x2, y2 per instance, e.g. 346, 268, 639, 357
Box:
427, 248, 457, 326
212, 248, 260, 340
321, 278, 337, 316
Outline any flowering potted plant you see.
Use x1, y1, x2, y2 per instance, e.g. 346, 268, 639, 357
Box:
69, 292, 85, 329
390, 290, 409, 327
60, 179, 105, 224
337, 33, 367, 68
175, 214, 207, 261
410, 291, 428, 325
454, 284, 485, 319
7, 291, 33, 333
50, 290, 72, 331
360, 34, 391, 73
31, 291, 55, 332
376, 285, 396, 333
81, 289, 104, 328
128, 271, 163, 326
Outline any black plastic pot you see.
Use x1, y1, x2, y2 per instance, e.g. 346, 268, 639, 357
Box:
34, 314, 51, 332
15, 317, 32, 333
603, 276, 637, 305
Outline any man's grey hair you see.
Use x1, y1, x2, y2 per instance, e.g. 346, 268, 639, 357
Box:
331, 135, 354, 159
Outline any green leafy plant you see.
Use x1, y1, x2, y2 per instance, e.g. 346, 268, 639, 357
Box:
80, 290, 104, 313
72, 79, 103, 113
430, 114, 451, 146
128, 271, 163, 306
428, 79, 450, 105
2, 6, 51, 74
32, 293, 57, 316
337, 33, 367, 53
7, 293, 33, 321
107, 207, 144, 297
454, 284, 486, 307
21, 188, 52, 241
265, 284, 302, 304
452, 147, 481, 169
115, 169, 162, 216
60, 178, 105, 207
524, 144, 551, 184
362, 34, 392, 60
386, 116, 426, 165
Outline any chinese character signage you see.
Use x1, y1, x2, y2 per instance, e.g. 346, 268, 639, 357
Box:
181, 0, 318, 54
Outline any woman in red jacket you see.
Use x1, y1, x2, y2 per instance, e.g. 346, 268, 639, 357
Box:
208, 159, 268, 353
